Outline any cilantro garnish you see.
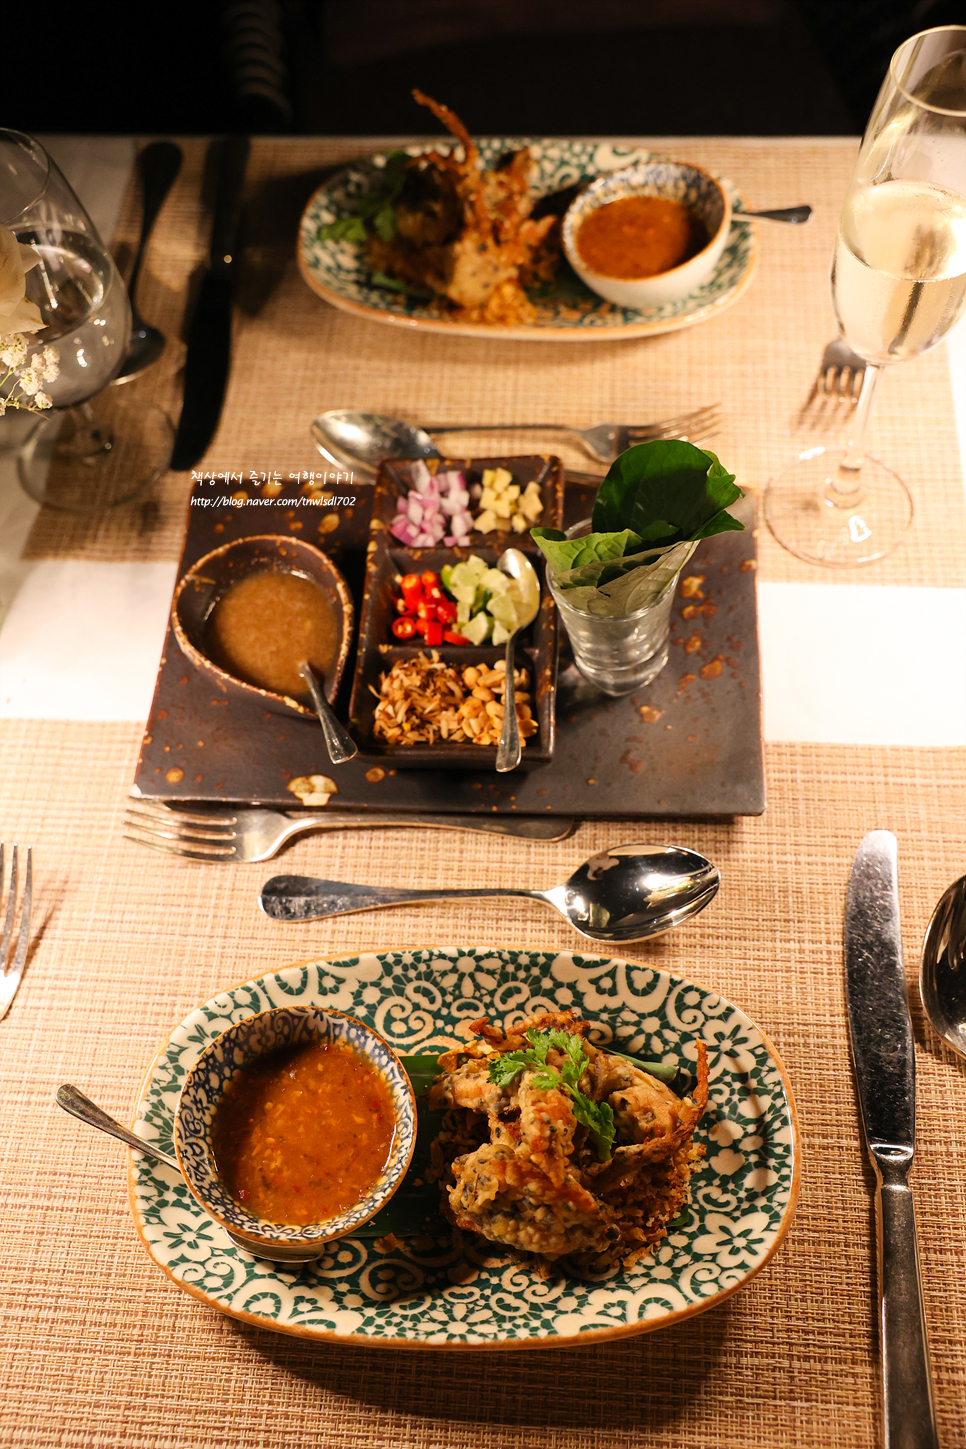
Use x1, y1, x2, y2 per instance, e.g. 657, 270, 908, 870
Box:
316, 150, 410, 245
488, 1028, 615, 1161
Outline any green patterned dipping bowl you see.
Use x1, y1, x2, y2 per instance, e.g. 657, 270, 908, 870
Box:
564, 161, 732, 308
174, 1006, 416, 1263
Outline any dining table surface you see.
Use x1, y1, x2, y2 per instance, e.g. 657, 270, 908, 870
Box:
0, 131, 965, 1449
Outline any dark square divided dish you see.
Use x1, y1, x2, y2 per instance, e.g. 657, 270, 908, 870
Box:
348, 456, 564, 768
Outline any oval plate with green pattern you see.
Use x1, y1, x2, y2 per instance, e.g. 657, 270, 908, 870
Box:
129, 948, 799, 1350
297, 140, 758, 341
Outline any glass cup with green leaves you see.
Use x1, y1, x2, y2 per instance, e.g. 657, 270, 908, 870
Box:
532, 440, 744, 696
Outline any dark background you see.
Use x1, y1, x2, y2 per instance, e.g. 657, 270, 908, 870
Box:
4, 1, 957, 138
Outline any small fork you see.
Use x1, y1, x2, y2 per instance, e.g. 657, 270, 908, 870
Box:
124, 801, 575, 862
0, 845, 33, 1023
424, 403, 721, 465
816, 337, 866, 404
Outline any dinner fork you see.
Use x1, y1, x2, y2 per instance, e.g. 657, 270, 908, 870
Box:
815, 337, 866, 404
0, 844, 33, 1023
124, 801, 575, 862
422, 403, 721, 465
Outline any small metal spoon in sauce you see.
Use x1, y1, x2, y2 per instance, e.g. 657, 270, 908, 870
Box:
494, 548, 541, 773
919, 873, 966, 1058
298, 661, 358, 764
56, 1083, 182, 1171
260, 843, 721, 942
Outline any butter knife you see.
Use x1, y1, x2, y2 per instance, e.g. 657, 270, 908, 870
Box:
170, 135, 250, 471
845, 830, 939, 1449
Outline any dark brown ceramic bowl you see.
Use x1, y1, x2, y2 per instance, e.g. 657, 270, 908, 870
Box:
348, 456, 561, 770
172, 535, 354, 719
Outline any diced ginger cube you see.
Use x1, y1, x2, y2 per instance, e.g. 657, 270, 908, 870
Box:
491, 467, 513, 489
479, 487, 497, 509
504, 484, 520, 501
511, 511, 529, 532
521, 493, 543, 521
474, 508, 499, 532
492, 496, 513, 518
481, 469, 496, 487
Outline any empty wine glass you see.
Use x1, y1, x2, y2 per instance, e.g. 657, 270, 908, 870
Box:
765, 26, 966, 565
0, 129, 172, 512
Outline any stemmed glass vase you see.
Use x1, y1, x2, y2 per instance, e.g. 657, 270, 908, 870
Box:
1, 130, 172, 512
765, 26, 966, 566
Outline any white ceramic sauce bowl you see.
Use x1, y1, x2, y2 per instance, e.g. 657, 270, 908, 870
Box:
563, 161, 732, 309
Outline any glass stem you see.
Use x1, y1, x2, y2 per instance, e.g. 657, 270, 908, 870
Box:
828, 361, 882, 506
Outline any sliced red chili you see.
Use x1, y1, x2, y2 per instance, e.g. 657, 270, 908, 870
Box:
435, 598, 458, 624
424, 619, 443, 646
391, 616, 417, 640
400, 574, 423, 610
420, 570, 440, 590
414, 617, 429, 636
416, 600, 437, 621
424, 583, 445, 605
443, 629, 470, 645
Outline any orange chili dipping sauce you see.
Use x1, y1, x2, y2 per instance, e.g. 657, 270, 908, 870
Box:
210, 1038, 396, 1225
576, 196, 709, 280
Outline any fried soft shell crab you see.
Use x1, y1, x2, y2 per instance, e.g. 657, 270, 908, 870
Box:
426, 1009, 709, 1272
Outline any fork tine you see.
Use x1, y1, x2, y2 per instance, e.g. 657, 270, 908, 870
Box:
626, 405, 720, 441
0, 847, 31, 1023
122, 830, 235, 861
124, 807, 236, 843
0, 845, 17, 966
126, 799, 238, 828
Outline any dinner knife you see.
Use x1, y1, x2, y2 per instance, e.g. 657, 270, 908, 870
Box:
169, 135, 250, 471
844, 830, 939, 1449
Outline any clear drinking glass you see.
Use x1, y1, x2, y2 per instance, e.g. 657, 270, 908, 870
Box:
0, 130, 172, 512
546, 521, 697, 695
765, 26, 966, 565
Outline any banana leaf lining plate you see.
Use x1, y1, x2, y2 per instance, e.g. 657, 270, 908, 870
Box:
129, 947, 799, 1350
297, 139, 758, 341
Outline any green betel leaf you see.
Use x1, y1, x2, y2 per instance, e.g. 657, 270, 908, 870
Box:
530, 527, 642, 574
592, 439, 743, 545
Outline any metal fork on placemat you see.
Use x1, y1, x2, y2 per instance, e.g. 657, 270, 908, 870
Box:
424, 403, 721, 465
124, 801, 576, 862
811, 338, 866, 408
0, 845, 33, 1023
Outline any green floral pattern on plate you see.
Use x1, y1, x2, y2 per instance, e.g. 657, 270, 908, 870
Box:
130, 948, 798, 1348
297, 140, 758, 340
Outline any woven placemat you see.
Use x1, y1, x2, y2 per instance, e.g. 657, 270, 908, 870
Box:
22, 137, 966, 588
1, 717, 965, 1447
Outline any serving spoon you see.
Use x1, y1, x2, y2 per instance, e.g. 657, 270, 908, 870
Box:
919, 873, 966, 1057
494, 549, 541, 773
298, 661, 358, 764
310, 410, 605, 484
259, 843, 720, 942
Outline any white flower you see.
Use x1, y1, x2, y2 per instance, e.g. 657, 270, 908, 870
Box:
17, 367, 41, 396
0, 332, 28, 368
34, 391, 51, 409
40, 344, 59, 379
0, 224, 43, 334
0, 398, 6, 416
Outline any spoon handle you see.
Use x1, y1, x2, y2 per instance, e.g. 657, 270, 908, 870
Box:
732, 204, 811, 224
127, 141, 183, 300
298, 662, 358, 764
259, 875, 543, 921
496, 633, 521, 772
55, 1084, 181, 1172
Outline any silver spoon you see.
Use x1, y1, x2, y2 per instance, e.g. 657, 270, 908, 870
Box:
114, 140, 183, 383
259, 843, 720, 942
310, 409, 604, 484
919, 873, 966, 1057
55, 1083, 181, 1171
731, 204, 811, 224
298, 661, 358, 764
494, 548, 540, 773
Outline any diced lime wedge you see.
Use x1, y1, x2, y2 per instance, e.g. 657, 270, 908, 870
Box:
461, 611, 492, 644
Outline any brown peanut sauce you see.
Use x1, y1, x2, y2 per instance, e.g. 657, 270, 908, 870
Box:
206, 569, 340, 697
211, 1038, 396, 1225
577, 196, 708, 279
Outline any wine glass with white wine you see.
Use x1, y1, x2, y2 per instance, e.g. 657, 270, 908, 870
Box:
765, 26, 966, 566
1, 130, 172, 513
